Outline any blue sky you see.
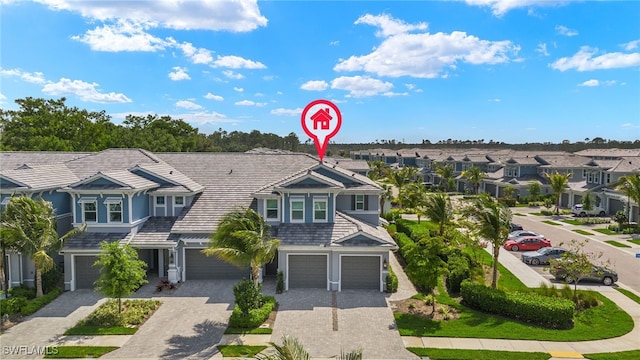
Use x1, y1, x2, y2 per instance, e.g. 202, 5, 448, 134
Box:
1, 0, 639, 145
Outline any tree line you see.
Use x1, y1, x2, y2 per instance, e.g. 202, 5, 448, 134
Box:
0, 97, 302, 153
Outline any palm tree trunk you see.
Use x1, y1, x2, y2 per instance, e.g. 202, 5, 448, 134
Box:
252, 266, 260, 287
491, 245, 499, 289
118, 297, 122, 313
36, 269, 43, 298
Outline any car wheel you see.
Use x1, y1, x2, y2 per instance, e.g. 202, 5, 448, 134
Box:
603, 277, 614, 286
531, 258, 540, 265
511, 245, 519, 251
565, 276, 575, 284
580, 212, 587, 217
598, 211, 606, 217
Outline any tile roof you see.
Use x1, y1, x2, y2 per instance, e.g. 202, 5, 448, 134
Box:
131, 163, 204, 192
536, 154, 593, 167
63, 148, 161, 179
63, 232, 130, 251
575, 148, 640, 158
275, 211, 396, 247
127, 217, 179, 247
67, 170, 159, 190
0, 151, 92, 169
609, 157, 640, 173
323, 158, 370, 172
1, 164, 79, 191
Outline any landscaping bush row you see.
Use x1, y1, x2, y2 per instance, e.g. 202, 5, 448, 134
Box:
497, 198, 516, 207
385, 264, 398, 293
460, 281, 574, 328
395, 219, 436, 240
393, 232, 415, 259
607, 224, 640, 234
1, 287, 62, 316
79, 299, 161, 327
446, 254, 471, 294
228, 295, 276, 328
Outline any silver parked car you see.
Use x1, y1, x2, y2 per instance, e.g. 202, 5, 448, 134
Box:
521, 247, 568, 265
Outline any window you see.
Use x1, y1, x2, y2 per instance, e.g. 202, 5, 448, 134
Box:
582, 169, 587, 178
313, 198, 327, 222
174, 196, 184, 206
266, 199, 279, 220
83, 201, 97, 222
108, 202, 122, 222
587, 172, 594, 183
156, 196, 165, 206
290, 198, 304, 222
606, 173, 611, 184
355, 195, 365, 210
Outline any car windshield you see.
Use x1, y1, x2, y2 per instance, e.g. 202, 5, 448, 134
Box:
536, 248, 551, 254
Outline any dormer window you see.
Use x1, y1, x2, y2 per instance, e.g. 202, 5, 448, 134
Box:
313, 197, 328, 222
290, 198, 304, 223
355, 195, 365, 211
104, 198, 123, 223
156, 196, 165, 206
174, 196, 184, 206
79, 198, 97, 223
266, 199, 279, 220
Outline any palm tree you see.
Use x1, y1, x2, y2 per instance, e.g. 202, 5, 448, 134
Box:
2, 196, 85, 297
378, 183, 393, 216
367, 160, 388, 181
463, 193, 512, 288
385, 167, 419, 208
435, 163, 455, 192
257, 335, 362, 360
461, 166, 486, 194
399, 182, 427, 222
615, 172, 640, 222
204, 208, 279, 286
423, 193, 453, 236
545, 171, 571, 215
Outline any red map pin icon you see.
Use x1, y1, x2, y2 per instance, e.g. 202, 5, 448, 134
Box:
301, 99, 342, 162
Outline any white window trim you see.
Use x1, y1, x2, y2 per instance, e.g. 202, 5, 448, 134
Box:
290, 197, 305, 223
79, 198, 98, 223
265, 198, 280, 221
355, 194, 365, 211
104, 198, 123, 224
174, 196, 184, 206
155, 196, 166, 207
313, 197, 328, 223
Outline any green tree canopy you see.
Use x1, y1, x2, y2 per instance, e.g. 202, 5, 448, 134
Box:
545, 171, 571, 214
423, 193, 453, 236
615, 172, 640, 222
461, 166, 486, 194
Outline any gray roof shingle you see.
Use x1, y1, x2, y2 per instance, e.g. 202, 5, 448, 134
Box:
63, 232, 130, 251
1, 164, 80, 191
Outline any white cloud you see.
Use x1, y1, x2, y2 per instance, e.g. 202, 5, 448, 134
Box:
330, 76, 394, 97
254, 92, 265, 97
112, 110, 234, 126
211, 55, 266, 69
233, 87, 244, 92
464, 0, 569, 16
235, 100, 267, 106
34, 0, 267, 32
488, 98, 502, 102
621, 39, 640, 51
222, 70, 245, 79
578, 79, 617, 87
168, 67, 190, 81
0, 92, 6, 105
555, 25, 579, 37
382, 92, 408, 97
176, 100, 203, 110
271, 108, 302, 116
330, 40, 340, 46
72, 19, 168, 52
355, 13, 427, 37
177, 41, 214, 64
42, 78, 131, 103
335, 14, 519, 78
300, 80, 328, 91
204, 93, 224, 101
536, 43, 550, 56
0, 68, 47, 84
551, 46, 640, 71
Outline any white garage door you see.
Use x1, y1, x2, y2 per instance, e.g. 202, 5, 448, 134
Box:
185, 249, 250, 280
341, 256, 380, 290
288, 255, 327, 289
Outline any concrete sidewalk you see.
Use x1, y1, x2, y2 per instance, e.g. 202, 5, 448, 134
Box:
402, 244, 640, 359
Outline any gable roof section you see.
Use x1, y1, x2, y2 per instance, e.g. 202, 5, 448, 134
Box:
0, 151, 93, 170
312, 163, 382, 191
0, 164, 80, 191
67, 170, 159, 190
130, 163, 204, 193
63, 148, 161, 179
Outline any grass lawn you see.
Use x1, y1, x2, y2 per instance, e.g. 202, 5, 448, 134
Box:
585, 350, 640, 360
594, 228, 617, 235
217, 345, 267, 357
629, 239, 640, 245
65, 299, 160, 336
44, 346, 118, 358
604, 240, 631, 248
530, 212, 544, 216
513, 213, 527, 216
395, 291, 633, 341
542, 220, 562, 226
407, 348, 550, 360
572, 229, 594, 236
224, 327, 273, 334
64, 326, 137, 335
562, 219, 583, 225
615, 287, 640, 305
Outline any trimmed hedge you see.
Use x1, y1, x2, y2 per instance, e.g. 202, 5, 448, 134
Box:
393, 232, 415, 258
228, 296, 276, 328
386, 264, 398, 293
446, 254, 471, 294
460, 281, 574, 328
395, 219, 434, 240
1, 287, 62, 316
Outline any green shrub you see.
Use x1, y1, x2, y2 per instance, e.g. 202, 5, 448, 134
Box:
383, 209, 402, 223
460, 281, 574, 328
228, 296, 276, 328
42, 265, 63, 294
0, 296, 28, 315
233, 279, 263, 316
79, 299, 160, 327
395, 219, 435, 240
498, 198, 516, 207
20, 288, 62, 316
276, 271, 284, 294
385, 265, 398, 293
393, 232, 415, 258
446, 254, 471, 294
9, 285, 36, 300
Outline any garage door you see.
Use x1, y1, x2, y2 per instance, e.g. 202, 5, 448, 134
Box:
341, 256, 380, 290
288, 255, 327, 289
75, 256, 100, 289
185, 249, 249, 280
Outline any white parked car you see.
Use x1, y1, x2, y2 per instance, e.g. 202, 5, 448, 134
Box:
571, 204, 606, 217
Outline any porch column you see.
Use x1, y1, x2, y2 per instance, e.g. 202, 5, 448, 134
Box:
158, 249, 164, 278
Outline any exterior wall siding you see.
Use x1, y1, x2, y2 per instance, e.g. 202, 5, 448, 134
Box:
132, 193, 149, 221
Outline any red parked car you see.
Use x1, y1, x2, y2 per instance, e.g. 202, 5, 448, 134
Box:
503, 236, 551, 251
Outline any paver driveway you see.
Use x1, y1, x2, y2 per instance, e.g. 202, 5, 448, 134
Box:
271, 288, 417, 360
102, 279, 237, 359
